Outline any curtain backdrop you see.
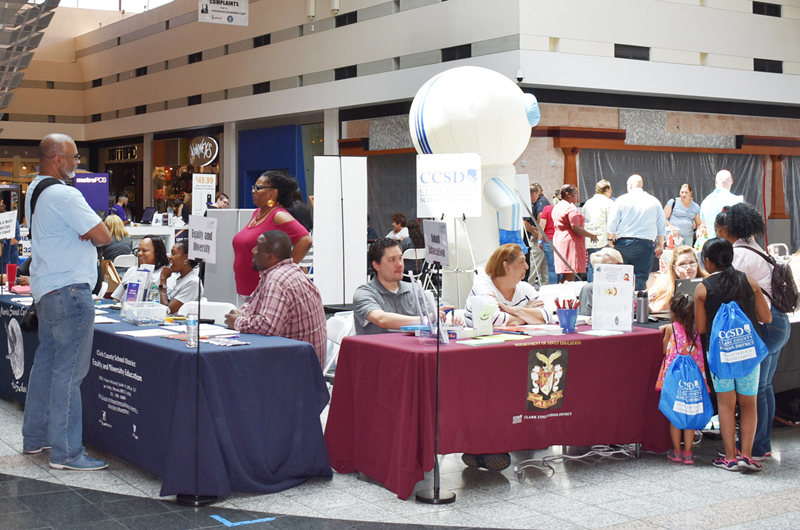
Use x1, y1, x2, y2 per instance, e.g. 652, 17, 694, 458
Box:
367, 153, 417, 238
579, 150, 764, 217
785, 156, 800, 253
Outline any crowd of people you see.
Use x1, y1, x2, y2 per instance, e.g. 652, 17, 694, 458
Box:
16, 132, 795, 477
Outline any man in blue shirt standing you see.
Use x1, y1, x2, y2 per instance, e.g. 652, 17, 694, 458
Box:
22, 133, 112, 471
607, 174, 666, 291
110, 191, 130, 225
524, 182, 550, 286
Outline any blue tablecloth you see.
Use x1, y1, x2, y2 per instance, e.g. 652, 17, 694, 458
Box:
0, 296, 332, 498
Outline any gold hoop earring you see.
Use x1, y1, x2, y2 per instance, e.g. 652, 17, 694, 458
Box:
267, 199, 275, 208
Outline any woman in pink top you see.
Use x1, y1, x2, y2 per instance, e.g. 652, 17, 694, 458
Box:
232, 171, 311, 296
551, 184, 597, 282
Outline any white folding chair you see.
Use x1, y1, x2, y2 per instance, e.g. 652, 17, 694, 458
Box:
113, 254, 138, 270
178, 300, 236, 326
323, 311, 355, 381
96, 281, 108, 298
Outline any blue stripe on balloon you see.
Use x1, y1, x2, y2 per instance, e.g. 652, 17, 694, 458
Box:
492, 178, 521, 232
416, 73, 443, 155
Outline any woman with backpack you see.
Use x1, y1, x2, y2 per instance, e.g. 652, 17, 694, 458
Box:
695, 237, 772, 472
715, 203, 792, 463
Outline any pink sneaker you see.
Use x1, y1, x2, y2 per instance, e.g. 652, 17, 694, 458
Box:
682, 452, 695, 465
667, 450, 683, 462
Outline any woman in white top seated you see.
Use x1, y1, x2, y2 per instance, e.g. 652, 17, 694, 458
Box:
111, 235, 169, 301
156, 239, 203, 314
464, 243, 550, 327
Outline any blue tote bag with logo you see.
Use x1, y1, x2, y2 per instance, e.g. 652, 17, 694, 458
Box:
658, 354, 714, 430
707, 301, 768, 379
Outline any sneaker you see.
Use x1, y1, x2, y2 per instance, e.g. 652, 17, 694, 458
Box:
752, 454, 766, 462
23, 446, 51, 455
667, 450, 683, 462
461, 453, 511, 471
717, 448, 742, 459
712, 457, 739, 471
49, 453, 108, 471
737, 456, 762, 473
682, 452, 695, 465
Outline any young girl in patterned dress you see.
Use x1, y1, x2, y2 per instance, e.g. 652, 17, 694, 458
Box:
656, 293, 706, 465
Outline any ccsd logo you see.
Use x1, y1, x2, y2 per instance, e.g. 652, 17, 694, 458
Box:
526, 348, 568, 411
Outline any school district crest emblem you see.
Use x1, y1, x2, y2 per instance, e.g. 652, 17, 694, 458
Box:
526, 348, 568, 411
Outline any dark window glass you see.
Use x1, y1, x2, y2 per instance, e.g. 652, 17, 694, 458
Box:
0, 114, 8, 121
253, 81, 270, 95
335, 11, 357, 27
754, 58, 783, 73
135, 105, 146, 115
92, 78, 102, 88
441, 44, 471, 63
47, 115, 55, 123
46, 81, 54, 89
753, 2, 781, 16
135, 66, 147, 77
334, 65, 357, 80
253, 34, 270, 48
91, 113, 101, 123
188, 52, 202, 64
614, 44, 650, 61
188, 94, 202, 106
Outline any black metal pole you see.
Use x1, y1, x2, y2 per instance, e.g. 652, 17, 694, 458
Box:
177, 259, 216, 507
416, 262, 455, 505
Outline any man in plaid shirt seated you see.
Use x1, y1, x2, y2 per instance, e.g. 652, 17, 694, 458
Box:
225, 230, 327, 367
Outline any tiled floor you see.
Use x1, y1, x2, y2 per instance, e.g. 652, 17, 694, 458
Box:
1, 395, 800, 529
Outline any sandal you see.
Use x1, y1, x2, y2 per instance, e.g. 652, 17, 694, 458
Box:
667, 450, 683, 462
682, 452, 695, 465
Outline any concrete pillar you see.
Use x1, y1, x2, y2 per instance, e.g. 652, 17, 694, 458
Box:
324, 108, 339, 156
223, 121, 238, 207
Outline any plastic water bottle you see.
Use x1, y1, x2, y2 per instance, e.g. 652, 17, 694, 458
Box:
149, 280, 159, 302
186, 310, 199, 348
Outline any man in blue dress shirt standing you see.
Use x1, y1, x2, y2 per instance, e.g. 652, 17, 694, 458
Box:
607, 174, 666, 291
22, 133, 112, 471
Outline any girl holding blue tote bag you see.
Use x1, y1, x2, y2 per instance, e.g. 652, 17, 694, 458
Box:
694, 238, 772, 473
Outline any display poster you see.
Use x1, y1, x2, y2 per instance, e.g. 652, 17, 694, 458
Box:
416, 154, 481, 219
192, 173, 217, 217
0, 211, 16, 240
422, 219, 449, 267
73, 173, 110, 217
188, 215, 217, 264
198, 0, 248, 26
591, 263, 635, 332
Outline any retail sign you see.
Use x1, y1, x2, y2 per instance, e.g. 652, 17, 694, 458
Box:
416, 154, 481, 219
188, 215, 217, 264
192, 173, 217, 217
73, 173, 110, 217
198, 0, 248, 26
188, 136, 218, 167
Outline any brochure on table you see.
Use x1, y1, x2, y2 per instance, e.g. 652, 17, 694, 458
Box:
591, 263, 635, 332
123, 265, 155, 305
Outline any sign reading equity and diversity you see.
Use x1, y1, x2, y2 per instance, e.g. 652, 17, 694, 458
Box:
188, 215, 217, 264
416, 153, 481, 219
422, 219, 449, 267
198, 0, 248, 26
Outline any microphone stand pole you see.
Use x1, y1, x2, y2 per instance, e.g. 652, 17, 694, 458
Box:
177, 258, 217, 507
416, 262, 455, 505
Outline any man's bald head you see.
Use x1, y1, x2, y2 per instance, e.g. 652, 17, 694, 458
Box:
261, 230, 292, 261
38, 134, 75, 160
715, 169, 733, 190
627, 174, 643, 192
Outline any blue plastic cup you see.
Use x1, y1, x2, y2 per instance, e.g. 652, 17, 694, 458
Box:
557, 308, 578, 333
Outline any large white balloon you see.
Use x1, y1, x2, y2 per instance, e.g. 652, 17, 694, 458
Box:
409, 66, 540, 306
409, 66, 533, 167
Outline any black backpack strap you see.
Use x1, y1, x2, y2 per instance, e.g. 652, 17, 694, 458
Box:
29, 177, 63, 239
738, 244, 776, 266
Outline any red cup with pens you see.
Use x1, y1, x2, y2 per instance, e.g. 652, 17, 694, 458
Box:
555, 298, 579, 334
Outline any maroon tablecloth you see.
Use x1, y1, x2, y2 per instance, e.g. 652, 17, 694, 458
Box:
325, 326, 671, 500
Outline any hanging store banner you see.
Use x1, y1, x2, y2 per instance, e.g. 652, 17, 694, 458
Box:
188, 136, 219, 167
73, 173, 110, 218
198, 0, 248, 26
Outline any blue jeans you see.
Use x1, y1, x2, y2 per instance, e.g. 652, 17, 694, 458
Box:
753, 307, 791, 457
542, 240, 558, 285
586, 248, 603, 283
22, 284, 95, 464
613, 238, 654, 291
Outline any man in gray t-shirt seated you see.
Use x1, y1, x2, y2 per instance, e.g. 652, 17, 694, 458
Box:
353, 238, 422, 335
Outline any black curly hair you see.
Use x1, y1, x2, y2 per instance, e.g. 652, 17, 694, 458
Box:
259, 170, 299, 209
721, 202, 764, 242
368, 237, 402, 270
